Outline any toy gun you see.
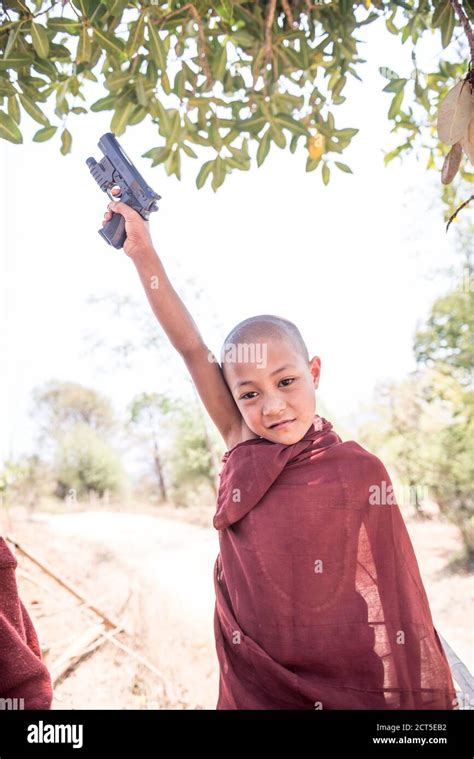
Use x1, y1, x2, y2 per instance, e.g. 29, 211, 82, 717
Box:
86, 132, 161, 249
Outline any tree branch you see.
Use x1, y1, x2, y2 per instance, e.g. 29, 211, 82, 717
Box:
450, 0, 474, 63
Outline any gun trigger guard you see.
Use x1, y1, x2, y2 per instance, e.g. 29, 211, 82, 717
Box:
106, 185, 122, 202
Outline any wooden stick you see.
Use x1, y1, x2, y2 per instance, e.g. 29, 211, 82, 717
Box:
97, 629, 180, 704
5, 534, 119, 630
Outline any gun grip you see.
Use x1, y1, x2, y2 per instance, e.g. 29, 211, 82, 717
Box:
99, 211, 127, 249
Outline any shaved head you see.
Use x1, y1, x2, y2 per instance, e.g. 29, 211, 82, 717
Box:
220, 315, 309, 375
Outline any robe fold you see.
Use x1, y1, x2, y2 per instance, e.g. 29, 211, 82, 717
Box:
212, 415, 457, 710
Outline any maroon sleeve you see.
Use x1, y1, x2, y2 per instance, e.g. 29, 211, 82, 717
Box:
0, 538, 53, 709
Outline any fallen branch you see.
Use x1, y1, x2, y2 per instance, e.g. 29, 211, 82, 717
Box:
50, 621, 118, 686
6, 535, 121, 631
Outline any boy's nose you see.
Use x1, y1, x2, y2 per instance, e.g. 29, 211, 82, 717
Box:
263, 401, 286, 418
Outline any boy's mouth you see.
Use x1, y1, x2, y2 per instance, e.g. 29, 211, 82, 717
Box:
268, 418, 295, 429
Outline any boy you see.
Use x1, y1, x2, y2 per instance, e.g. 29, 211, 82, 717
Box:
0, 538, 53, 709
102, 195, 457, 710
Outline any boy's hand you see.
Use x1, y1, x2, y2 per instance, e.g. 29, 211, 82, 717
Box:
102, 186, 155, 260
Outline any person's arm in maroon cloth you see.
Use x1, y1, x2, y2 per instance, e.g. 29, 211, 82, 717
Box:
0, 538, 53, 709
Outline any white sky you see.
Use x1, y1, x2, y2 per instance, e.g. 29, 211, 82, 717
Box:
0, 10, 467, 464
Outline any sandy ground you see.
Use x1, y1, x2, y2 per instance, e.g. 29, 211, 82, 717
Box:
3, 501, 473, 710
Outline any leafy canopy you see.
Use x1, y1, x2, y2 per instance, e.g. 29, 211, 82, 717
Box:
0, 0, 473, 215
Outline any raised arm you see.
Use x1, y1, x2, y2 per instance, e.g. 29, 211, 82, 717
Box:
103, 195, 245, 446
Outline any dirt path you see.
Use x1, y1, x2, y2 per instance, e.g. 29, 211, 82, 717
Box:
11, 508, 220, 709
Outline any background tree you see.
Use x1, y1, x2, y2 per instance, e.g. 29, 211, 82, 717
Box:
359, 246, 473, 564
357, 370, 449, 517
54, 420, 130, 498
30, 379, 129, 501
413, 261, 474, 562
0, 0, 472, 219
164, 399, 221, 505
127, 390, 179, 502
31, 378, 117, 443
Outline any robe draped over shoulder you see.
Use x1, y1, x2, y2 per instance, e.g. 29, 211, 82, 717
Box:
212, 415, 457, 710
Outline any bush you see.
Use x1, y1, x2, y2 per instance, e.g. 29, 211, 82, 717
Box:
54, 423, 129, 499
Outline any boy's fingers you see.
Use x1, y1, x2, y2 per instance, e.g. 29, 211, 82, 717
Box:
107, 199, 138, 220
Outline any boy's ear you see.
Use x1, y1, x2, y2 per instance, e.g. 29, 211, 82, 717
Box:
309, 356, 321, 388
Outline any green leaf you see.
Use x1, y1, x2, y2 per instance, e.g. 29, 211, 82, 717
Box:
0, 80, 16, 97
56, 79, 69, 106
92, 27, 125, 57
128, 105, 146, 125
105, 69, 133, 91
208, 116, 222, 149
81, 68, 97, 82
385, 10, 399, 34
172, 70, 184, 99
379, 66, 400, 80
225, 156, 249, 170
0, 54, 34, 70
18, 93, 50, 126
148, 22, 167, 71
383, 144, 405, 166
33, 125, 57, 141
134, 76, 148, 108
334, 161, 353, 174
289, 134, 299, 154
273, 113, 310, 136
306, 156, 321, 172
382, 78, 407, 94
126, 13, 145, 57
32, 59, 58, 80
269, 123, 286, 149
181, 142, 198, 159
440, 5, 455, 48
47, 18, 82, 34
77, 27, 91, 64
149, 98, 171, 135
161, 71, 171, 95
228, 143, 250, 162
256, 128, 271, 166
388, 89, 404, 119
31, 22, 50, 59
111, 99, 135, 136
230, 30, 256, 49
0, 109, 23, 143
235, 114, 266, 133
212, 43, 227, 81
196, 160, 213, 189
142, 146, 169, 166
212, 156, 225, 192
336, 128, 359, 140
322, 163, 330, 185
168, 110, 182, 145
432, 0, 450, 27
4, 23, 23, 59
7, 95, 20, 124
90, 94, 116, 112
170, 148, 180, 180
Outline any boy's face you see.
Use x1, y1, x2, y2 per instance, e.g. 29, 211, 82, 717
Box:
223, 336, 321, 444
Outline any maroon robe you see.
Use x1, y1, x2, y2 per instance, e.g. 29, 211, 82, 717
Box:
0, 538, 53, 709
212, 415, 457, 710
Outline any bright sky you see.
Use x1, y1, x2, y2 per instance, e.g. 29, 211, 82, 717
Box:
0, 9, 465, 465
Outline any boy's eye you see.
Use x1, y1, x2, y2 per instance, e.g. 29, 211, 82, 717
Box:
240, 377, 295, 400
